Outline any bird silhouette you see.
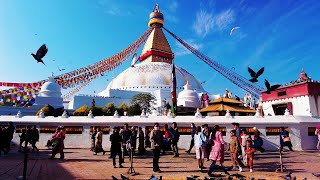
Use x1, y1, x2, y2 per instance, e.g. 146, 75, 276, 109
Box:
31, 44, 48, 65
120, 174, 129, 180
312, 173, 320, 177
57, 66, 65, 71
230, 27, 240, 35
248, 67, 264, 82
131, 53, 138, 67
228, 173, 246, 179
265, 79, 281, 94
111, 175, 119, 180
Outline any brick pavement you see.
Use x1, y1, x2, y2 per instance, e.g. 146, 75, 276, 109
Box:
0, 145, 320, 180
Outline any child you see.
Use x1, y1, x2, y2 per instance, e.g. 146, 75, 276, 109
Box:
246, 140, 256, 172
19, 128, 27, 152
229, 130, 243, 172
194, 126, 207, 170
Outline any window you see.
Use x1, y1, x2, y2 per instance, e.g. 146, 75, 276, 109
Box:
278, 91, 287, 96
265, 127, 288, 136
308, 127, 317, 136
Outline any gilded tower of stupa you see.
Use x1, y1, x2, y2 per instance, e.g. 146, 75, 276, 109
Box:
138, 4, 174, 64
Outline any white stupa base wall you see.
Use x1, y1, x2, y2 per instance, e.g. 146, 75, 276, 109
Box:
1, 115, 319, 151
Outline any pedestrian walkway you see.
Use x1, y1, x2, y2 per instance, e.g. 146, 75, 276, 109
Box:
0, 146, 319, 180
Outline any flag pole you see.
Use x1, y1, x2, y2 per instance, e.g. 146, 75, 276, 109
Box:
171, 63, 177, 116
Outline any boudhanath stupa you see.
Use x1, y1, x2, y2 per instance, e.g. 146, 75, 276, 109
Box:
68, 5, 205, 110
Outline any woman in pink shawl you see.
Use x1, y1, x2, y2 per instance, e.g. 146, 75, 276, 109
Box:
49, 126, 66, 159
207, 125, 229, 176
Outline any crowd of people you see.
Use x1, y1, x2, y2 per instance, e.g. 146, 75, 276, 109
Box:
2, 121, 320, 176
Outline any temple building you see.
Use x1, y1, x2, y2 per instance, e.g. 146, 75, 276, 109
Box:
68, 4, 205, 110
200, 97, 256, 116
261, 69, 320, 116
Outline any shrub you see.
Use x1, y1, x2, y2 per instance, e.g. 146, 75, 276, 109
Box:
117, 103, 129, 116
104, 102, 116, 116
36, 104, 55, 116
73, 105, 89, 116
128, 104, 142, 116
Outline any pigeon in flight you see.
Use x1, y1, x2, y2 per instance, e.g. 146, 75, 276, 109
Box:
230, 27, 240, 35
248, 67, 264, 83
131, 53, 138, 67
57, 66, 65, 71
31, 44, 48, 65
111, 176, 119, 180
265, 79, 281, 94
120, 174, 129, 180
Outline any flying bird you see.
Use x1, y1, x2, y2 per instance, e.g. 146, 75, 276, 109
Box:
248, 67, 264, 82
120, 174, 129, 180
230, 27, 240, 35
265, 79, 281, 94
57, 66, 65, 71
131, 53, 138, 67
31, 44, 48, 65
111, 176, 119, 180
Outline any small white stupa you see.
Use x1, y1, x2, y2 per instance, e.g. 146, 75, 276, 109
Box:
87, 110, 94, 118
61, 110, 69, 118
167, 109, 173, 118
194, 108, 202, 118
255, 108, 261, 117
225, 109, 231, 117
177, 81, 201, 108
140, 109, 147, 118
16, 110, 22, 118
38, 109, 45, 118
284, 108, 290, 116
34, 77, 63, 109
113, 110, 120, 118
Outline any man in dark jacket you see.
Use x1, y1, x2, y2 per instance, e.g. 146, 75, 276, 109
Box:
120, 123, 132, 162
110, 127, 123, 168
150, 123, 163, 172
169, 122, 180, 157
30, 125, 39, 152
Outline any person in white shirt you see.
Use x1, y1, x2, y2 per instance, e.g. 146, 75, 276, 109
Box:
194, 126, 208, 170
315, 127, 320, 151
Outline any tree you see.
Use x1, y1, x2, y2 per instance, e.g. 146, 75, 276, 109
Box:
128, 104, 142, 116
130, 93, 156, 113
36, 104, 55, 116
73, 105, 89, 116
104, 102, 117, 116
86, 106, 104, 116
117, 102, 129, 116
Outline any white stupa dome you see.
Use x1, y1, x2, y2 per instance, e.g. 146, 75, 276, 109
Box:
34, 77, 63, 109
177, 81, 201, 108
38, 77, 62, 97
99, 62, 204, 96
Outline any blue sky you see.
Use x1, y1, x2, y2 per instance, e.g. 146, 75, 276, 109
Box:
1, 0, 320, 98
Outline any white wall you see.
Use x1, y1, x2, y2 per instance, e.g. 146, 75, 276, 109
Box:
1, 115, 319, 151
262, 95, 315, 116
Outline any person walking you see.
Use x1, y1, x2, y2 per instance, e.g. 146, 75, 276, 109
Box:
169, 122, 180, 157
208, 125, 229, 176
0, 127, 8, 155
194, 126, 208, 170
150, 123, 163, 173
131, 126, 137, 153
5, 122, 15, 152
203, 124, 211, 161
246, 140, 256, 172
252, 127, 265, 153
186, 123, 196, 154
90, 126, 97, 151
279, 127, 294, 152
240, 128, 250, 166
94, 127, 106, 155
110, 127, 123, 168
137, 127, 145, 155
162, 124, 171, 155
121, 123, 132, 162
316, 126, 320, 151
144, 127, 151, 148
228, 130, 243, 172
18, 128, 27, 152
30, 125, 39, 152
49, 126, 66, 160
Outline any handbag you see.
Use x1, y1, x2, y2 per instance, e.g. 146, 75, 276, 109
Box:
283, 137, 291, 142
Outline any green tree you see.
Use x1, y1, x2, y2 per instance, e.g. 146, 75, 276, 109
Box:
85, 106, 105, 116
117, 102, 129, 116
36, 104, 55, 116
73, 105, 89, 116
128, 104, 142, 116
104, 102, 117, 116
130, 93, 156, 113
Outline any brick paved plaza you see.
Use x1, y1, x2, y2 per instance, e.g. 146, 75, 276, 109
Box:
0, 145, 319, 180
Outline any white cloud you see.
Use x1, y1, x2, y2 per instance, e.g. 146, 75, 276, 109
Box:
193, 9, 235, 37
174, 39, 203, 56
192, 10, 215, 37
97, 1, 132, 16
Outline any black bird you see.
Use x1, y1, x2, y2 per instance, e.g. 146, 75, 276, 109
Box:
228, 173, 246, 179
120, 174, 129, 180
312, 173, 320, 177
57, 66, 65, 71
31, 44, 48, 65
111, 176, 119, 180
265, 79, 281, 94
248, 67, 264, 82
